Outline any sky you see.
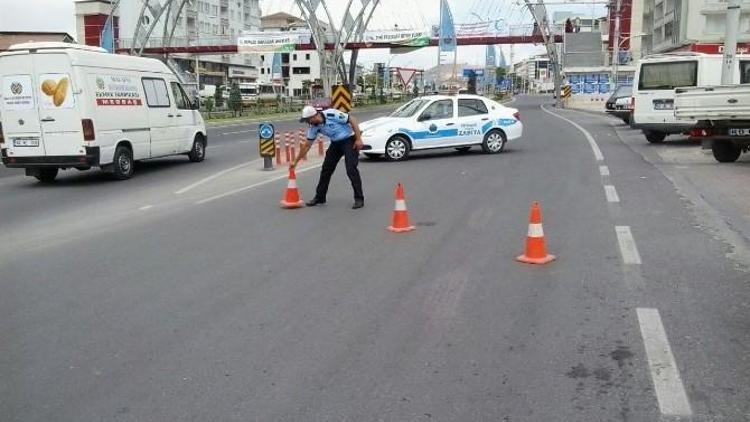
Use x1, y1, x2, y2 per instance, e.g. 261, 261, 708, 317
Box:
2, 0, 606, 69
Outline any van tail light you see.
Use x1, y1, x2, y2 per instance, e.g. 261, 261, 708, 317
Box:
0, 122, 4, 145
689, 128, 712, 138
513, 111, 521, 121
82, 119, 95, 141
628, 97, 635, 111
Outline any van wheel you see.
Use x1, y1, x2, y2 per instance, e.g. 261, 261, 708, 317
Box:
644, 130, 666, 143
34, 168, 58, 183
112, 145, 134, 180
188, 136, 206, 162
482, 129, 507, 154
711, 140, 741, 163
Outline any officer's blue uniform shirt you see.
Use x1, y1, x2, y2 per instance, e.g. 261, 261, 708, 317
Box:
306, 109, 355, 143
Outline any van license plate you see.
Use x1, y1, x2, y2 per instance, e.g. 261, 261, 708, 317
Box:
729, 128, 750, 136
13, 138, 39, 147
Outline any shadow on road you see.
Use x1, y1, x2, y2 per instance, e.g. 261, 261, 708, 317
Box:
361, 148, 518, 164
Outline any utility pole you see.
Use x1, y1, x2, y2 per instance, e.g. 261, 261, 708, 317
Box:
612, 0, 621, 90
721, 0, 742, 85
524, 0, 563, 107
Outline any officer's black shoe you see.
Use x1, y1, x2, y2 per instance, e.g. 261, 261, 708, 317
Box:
306, 198, 326, 207
352, 199, 365, 209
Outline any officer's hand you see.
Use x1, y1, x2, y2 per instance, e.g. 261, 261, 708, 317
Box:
353, 139, 364, 151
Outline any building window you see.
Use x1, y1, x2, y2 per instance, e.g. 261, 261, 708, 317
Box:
293, 88, 303, 97
305, 53, 310, 60
664, 21, 674, 43
261, 68, 265, 74
293, 54, 297, 61
260, 55, 265, 61
292, 67, 311, 75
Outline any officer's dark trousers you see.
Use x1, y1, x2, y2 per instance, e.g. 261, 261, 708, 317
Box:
315, 136, 364, 201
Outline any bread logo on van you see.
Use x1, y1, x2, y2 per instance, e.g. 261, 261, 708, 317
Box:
40, 77, 69, 107
96, 77, 105, 90
10, 82, 23, 95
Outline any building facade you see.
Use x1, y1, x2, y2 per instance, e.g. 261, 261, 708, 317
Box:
255, 12, 322, 98
75, 0, 262, 88
641, 0, 750, 55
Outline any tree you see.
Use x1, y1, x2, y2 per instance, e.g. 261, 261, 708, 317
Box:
495, 67, 508, 83
203, 96, 214, 118
228, 82, 242, 117
412, 84, 419, 97
214, 83, 224, 108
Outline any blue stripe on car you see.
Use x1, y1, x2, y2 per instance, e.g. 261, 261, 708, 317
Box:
398, 128, 459, 141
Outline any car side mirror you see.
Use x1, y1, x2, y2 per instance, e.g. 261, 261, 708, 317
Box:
418, 113, 431, 122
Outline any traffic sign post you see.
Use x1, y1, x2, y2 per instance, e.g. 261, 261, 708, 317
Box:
331, 84, 352, 112
258, 122, 275, 171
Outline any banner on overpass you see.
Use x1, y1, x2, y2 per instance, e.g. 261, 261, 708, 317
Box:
363, 28, 431, 47
237, 32, 311, 53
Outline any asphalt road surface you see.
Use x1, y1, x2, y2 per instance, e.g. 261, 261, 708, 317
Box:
1, 96, 748, 421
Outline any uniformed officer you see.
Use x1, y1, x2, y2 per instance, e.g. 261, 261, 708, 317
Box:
291, 105, 365, 209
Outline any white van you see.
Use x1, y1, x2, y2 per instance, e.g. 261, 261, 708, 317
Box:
632, 52, 749, 143
0, 42, 206, 182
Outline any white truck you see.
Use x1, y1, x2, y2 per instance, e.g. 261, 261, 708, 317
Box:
674, 85, 750, 162
0, 42, 207, 182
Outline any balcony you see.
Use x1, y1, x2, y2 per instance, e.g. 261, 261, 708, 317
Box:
220, 0, 229, 7
186, 9, 197, 20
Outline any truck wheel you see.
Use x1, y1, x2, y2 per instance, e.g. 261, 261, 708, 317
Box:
711, 141, 741, 163
188, 135, 206, 162
644, 130, 666, 143
34, 168, 58, 183
112, 145, 134, 180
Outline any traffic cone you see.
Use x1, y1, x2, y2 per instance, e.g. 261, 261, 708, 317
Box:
516, 202, 556, 264
387, 183, 415, 233
280, 168, 304, 209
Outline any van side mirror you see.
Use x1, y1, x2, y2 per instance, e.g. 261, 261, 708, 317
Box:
418, 113, 431, 122
192, 99, 200, 110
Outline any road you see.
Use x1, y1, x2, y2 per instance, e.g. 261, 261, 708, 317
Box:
1, 96, 748, 421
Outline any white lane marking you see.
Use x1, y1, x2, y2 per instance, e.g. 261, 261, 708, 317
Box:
174, 159, 261, 195
540, 104, 604, 161
604, 185, 620, 203
615, 226, 642, 265
636, 308, 693, 417
238, 140, 251, 144
599, 165, 610, 176
138, 205, 153, 211
195, 164, 322, 205
221, 129, 257, 135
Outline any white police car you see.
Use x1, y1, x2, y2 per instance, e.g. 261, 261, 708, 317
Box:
359, 94, 522, 161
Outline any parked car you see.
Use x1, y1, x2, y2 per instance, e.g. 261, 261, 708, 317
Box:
605, 85, 632, 124
359, 94, 523, 161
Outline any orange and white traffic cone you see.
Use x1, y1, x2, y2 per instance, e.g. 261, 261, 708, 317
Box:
280, 168, 304, 209
387, 183, 415, 233
516, 202, 556, 264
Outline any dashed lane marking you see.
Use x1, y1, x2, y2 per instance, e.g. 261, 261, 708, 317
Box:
615, 225, 642, 265
195, 163, 322, 205
221, 129, 257, 135
540, 104, 604, 161
174, 159, 261, 195
599, 165, 610, 176
604, 185, 620, 203
636, 308, 693, 417
138, 205, 153, 211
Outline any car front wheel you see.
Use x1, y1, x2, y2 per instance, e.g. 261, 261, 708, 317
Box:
481, 129, 507, 154
385, 136, 410, 161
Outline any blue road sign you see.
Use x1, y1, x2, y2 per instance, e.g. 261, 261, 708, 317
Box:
259, 123, 274, 140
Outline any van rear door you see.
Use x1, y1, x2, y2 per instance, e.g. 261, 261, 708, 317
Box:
634, 60, 698, 126
1, 53, 46, 157
33, 52, 83, 157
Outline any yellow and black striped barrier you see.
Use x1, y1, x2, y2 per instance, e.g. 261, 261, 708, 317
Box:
258, 123, 275, 171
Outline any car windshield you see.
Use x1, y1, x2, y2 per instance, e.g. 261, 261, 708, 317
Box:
390, 99, 429, 118
615, 85, 632, 96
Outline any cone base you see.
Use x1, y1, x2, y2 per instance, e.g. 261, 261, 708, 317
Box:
516, 254, 556, 265
387, 225, 415, 233
280, 200, 305, 209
